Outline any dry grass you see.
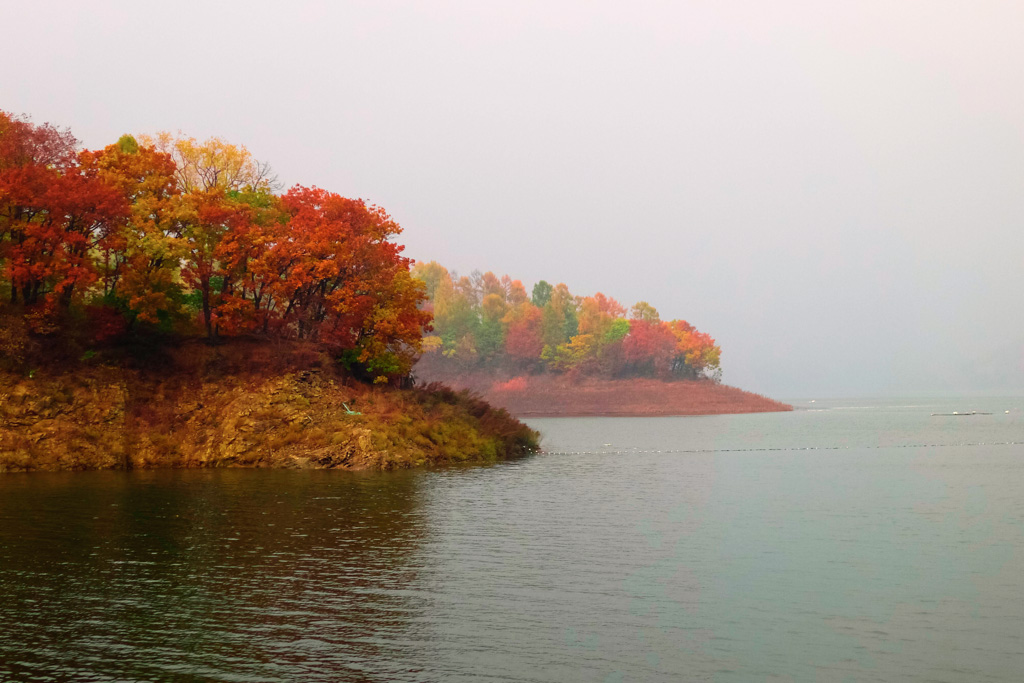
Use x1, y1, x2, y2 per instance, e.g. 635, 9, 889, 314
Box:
1, 338, 539, 472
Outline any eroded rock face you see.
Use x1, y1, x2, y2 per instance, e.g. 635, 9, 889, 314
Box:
0, 374, 129, 471
0, 363, 526, 473
140, 371, 389, 471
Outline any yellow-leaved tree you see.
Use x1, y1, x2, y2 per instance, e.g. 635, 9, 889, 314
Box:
138, 132, 277, 194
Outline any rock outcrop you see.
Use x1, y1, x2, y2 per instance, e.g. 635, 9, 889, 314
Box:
0, 343, 538, 473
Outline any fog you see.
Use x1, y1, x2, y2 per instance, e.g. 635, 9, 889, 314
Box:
3, 0, 1022, 397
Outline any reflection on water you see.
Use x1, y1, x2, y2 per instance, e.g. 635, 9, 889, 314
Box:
2, 397, 1024, 681
0, 470, 429, 682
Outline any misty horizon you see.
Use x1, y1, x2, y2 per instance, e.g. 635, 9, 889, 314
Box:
3, 0, 1022, 398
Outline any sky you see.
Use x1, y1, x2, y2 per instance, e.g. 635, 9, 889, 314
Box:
2, 0, 1023, 398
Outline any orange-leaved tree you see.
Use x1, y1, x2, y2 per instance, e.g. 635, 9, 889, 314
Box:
0, 113, 127, 318
79, 135, 187, 327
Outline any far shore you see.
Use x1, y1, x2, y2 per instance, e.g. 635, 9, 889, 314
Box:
415, 372, 793, 418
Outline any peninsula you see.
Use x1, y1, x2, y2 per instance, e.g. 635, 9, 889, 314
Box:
410, 262, 792, 417
0, 110, 786, 474
0, 112, 536, 472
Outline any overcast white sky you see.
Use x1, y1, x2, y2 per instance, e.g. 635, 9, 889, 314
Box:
3, 0, 1023, 397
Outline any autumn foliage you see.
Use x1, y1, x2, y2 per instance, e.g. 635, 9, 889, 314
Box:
412, 262, 722, 381
0, 111, 430, 382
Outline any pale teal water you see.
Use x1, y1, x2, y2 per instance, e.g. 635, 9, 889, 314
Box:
1, 397, 1023, 681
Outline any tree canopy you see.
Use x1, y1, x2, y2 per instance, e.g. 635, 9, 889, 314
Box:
412, 262, 722, 381
0, 111, 429, 383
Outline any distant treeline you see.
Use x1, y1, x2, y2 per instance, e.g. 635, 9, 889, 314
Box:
0, 111, 428, 382
412, 262, 722, 381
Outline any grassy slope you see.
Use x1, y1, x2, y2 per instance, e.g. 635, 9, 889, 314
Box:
0, 340, 538, 473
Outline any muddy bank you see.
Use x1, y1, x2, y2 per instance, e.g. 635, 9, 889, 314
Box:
413, 371, 792, 417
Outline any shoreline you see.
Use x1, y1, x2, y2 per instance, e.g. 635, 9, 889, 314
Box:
414, 372, 793, 418
520, 410, 785, 418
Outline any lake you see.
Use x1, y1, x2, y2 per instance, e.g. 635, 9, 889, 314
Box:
2, 397, 1023, 681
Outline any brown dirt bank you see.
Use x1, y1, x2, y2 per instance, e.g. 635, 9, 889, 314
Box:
413, 371, 792, 417
0, 341, 538, 473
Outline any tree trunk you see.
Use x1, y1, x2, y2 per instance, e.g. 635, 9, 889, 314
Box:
202, 291, 215, 341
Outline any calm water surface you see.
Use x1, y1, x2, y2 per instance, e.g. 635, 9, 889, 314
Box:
2, 397, 1024, 681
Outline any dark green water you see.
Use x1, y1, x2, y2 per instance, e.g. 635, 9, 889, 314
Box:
2, 397, 1023, 681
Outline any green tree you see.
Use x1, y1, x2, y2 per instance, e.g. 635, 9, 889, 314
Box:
531, 280, 553, 307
